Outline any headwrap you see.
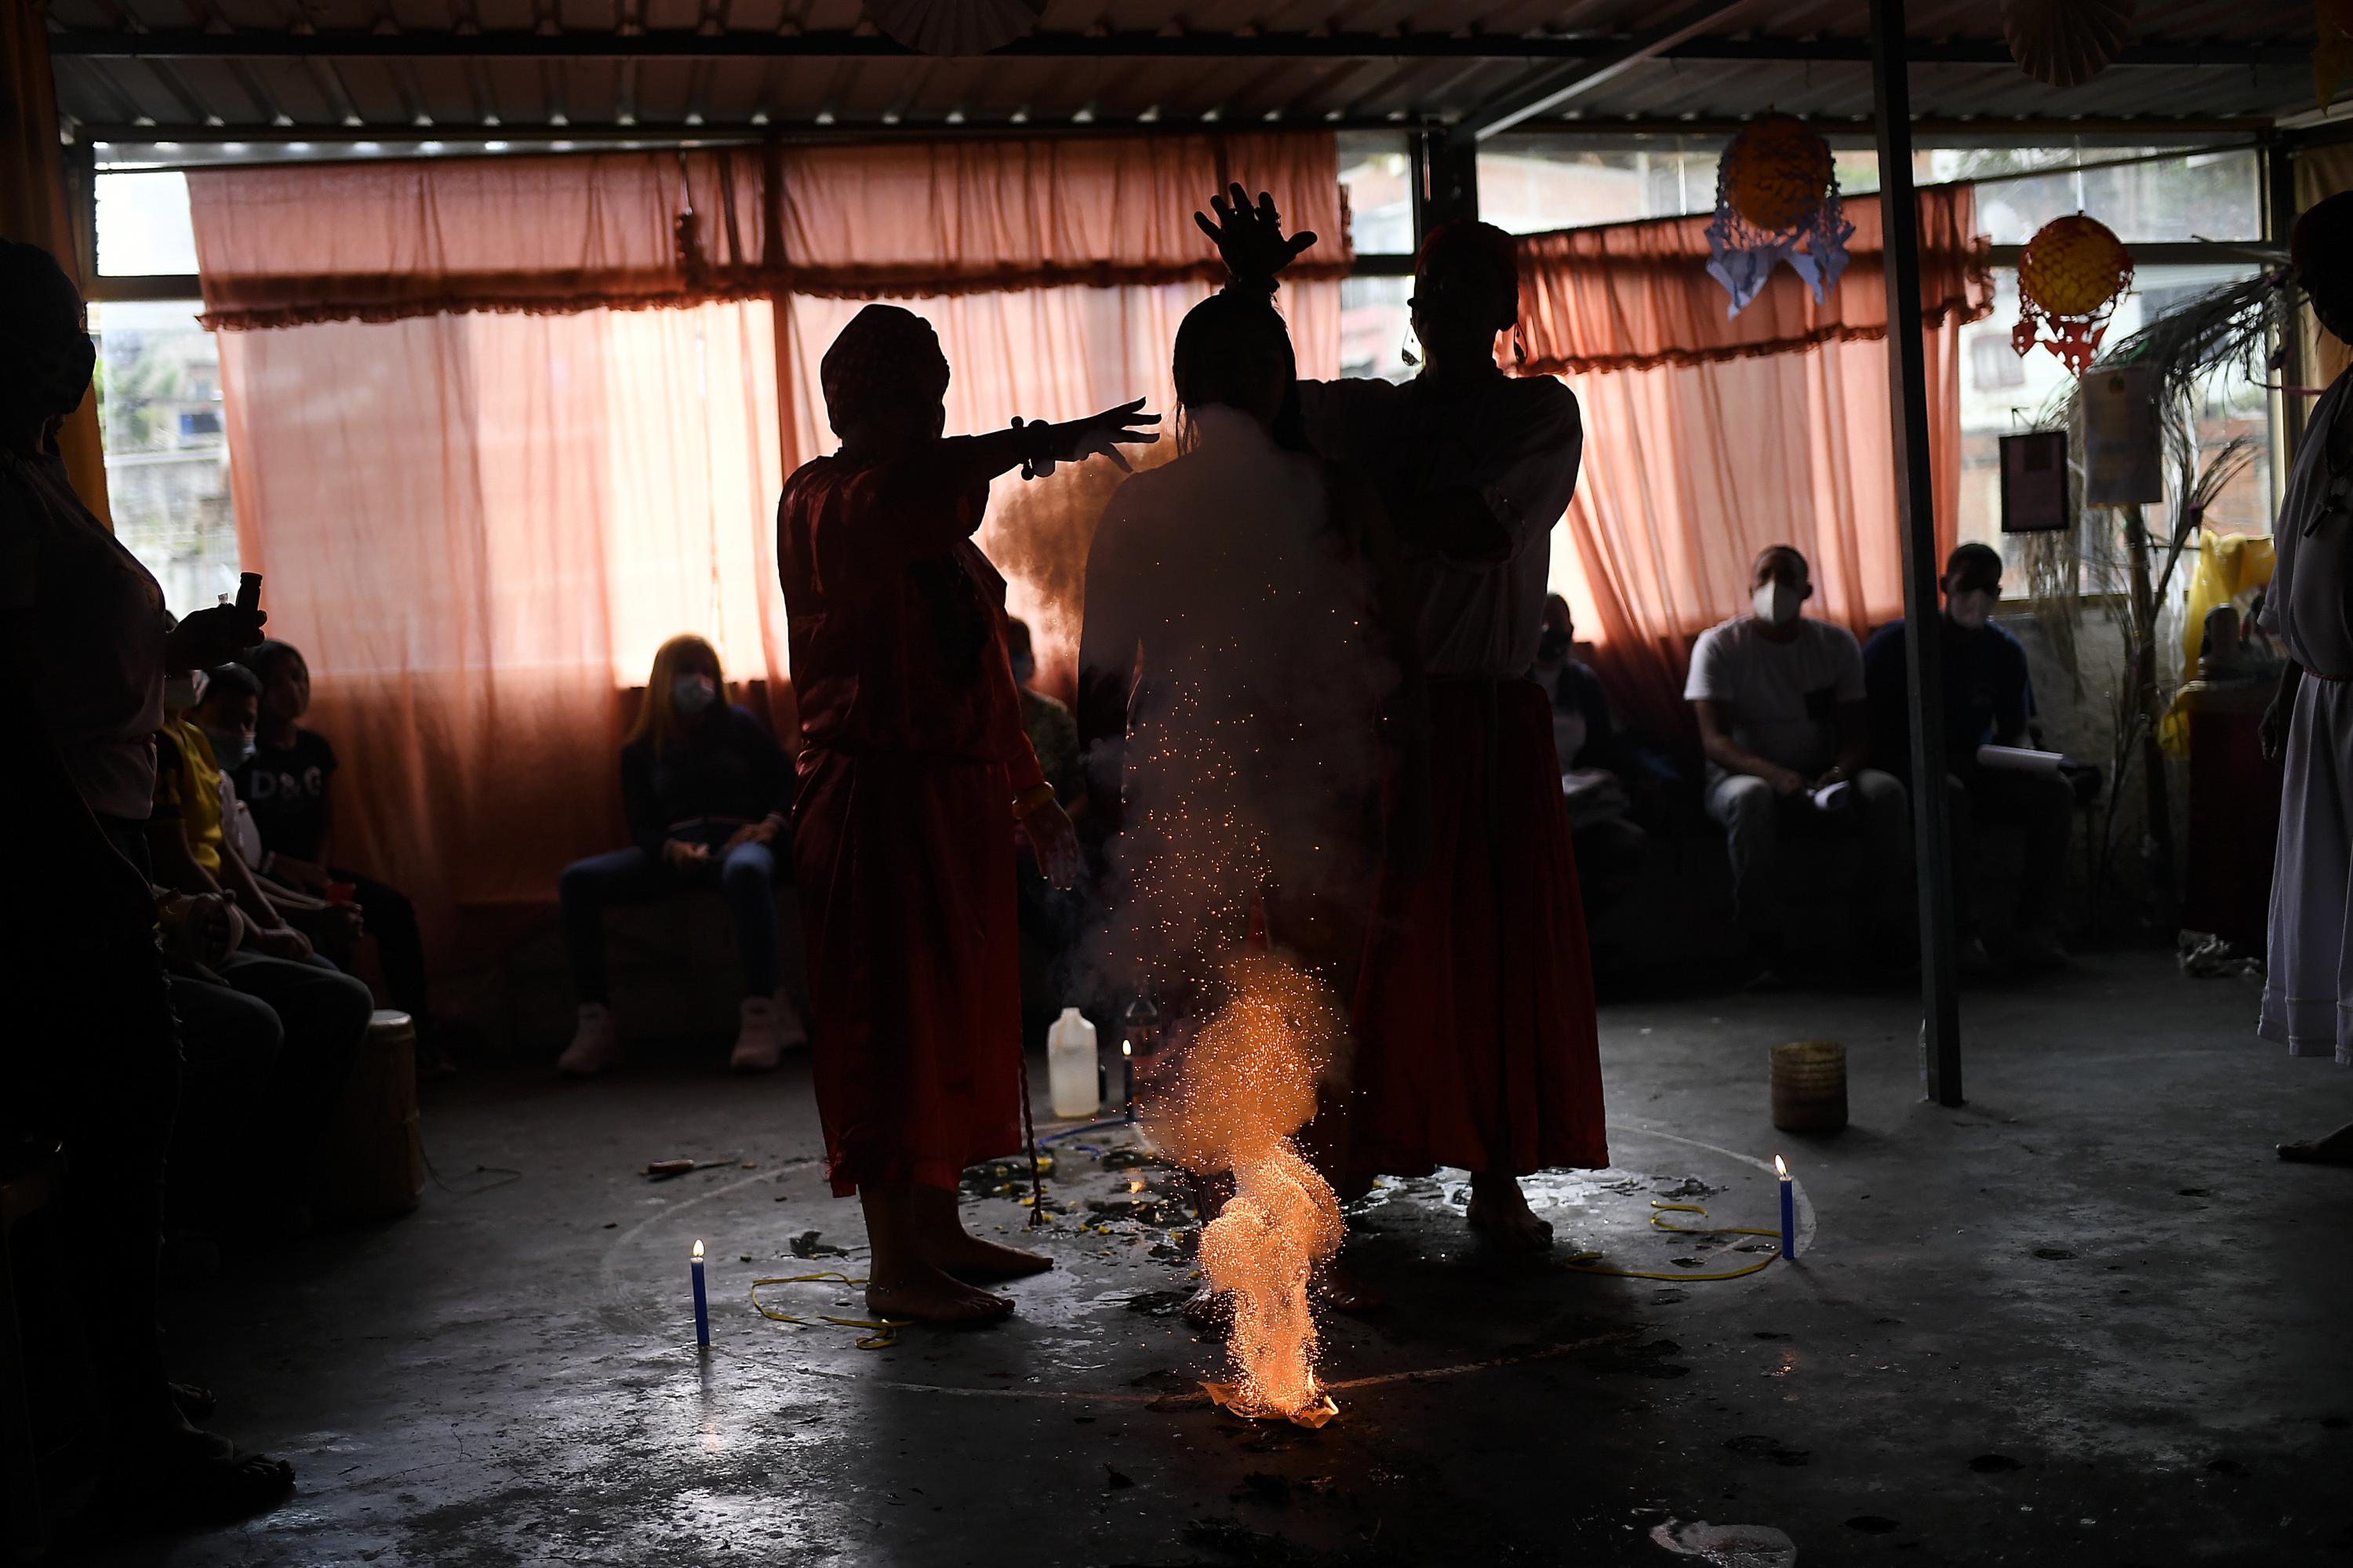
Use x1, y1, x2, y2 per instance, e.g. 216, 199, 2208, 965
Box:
1414, 220, 1522, 333
819, 304, 951, 438
2293, 191, 2353, 282
0, 241, 96, 422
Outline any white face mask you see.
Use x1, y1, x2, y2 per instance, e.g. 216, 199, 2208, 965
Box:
1751, 580, 1804, 628
671, 674, 718, 717
1947, 588, 1995, 631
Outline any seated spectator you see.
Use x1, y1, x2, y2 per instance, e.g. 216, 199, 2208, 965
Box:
1863, 542, 2072, 969
1006, 617, 1089, 1040
231, 641, 445, 1064
151, 887, 285, 1241
1686, 544, 1911, 981
149, 672, 373, 1198
1531, 594, 1647, 921
558, 634, 807, 1076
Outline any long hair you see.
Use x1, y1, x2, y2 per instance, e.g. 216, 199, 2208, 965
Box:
626, 634, 724, 754
1174, 290, 1307, 454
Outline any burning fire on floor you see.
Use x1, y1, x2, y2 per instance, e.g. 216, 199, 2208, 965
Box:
1146, 950, 1346, 1427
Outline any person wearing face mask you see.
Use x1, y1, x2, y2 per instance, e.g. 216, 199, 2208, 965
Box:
555, 633, 806, 1076
1686, 544, 1911, 981
230, 639, 444, 1070
1863, 543, 2071, 970
2, 238, 296, 1521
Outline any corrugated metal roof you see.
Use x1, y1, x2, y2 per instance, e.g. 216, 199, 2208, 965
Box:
45, 0, 2320, 139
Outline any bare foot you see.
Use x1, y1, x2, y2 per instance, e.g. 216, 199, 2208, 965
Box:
866, 1265, 1015, 1324
115, 1417, 296, 1524
2278, 1119, 2353, 1166
1467, 1175, 1554, 1251
929, 1230, 1056, 1282
1313, 1257, 1385, 1312
1183, 1281, 1236, 1337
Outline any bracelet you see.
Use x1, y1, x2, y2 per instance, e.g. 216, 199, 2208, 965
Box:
1011, 781, 1057, 820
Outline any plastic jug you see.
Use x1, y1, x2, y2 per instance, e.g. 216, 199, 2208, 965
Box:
1047, 1007, 1099, 1119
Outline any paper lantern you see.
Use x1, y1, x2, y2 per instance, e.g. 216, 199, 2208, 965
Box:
864, 0, 1043, 55
1704, 115, 1853, 318
2013, 215, 2134, 373
2001, 0, 2136, 89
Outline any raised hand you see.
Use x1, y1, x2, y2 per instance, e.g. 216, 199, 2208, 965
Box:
165, 602, 267, 672
1194, 183, 1318, 287
1048, 398, 1161, 475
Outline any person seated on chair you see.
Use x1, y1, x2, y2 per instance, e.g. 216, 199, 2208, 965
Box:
558, 633, 807, 1076
1686, 544, 1911, 982
147, 669, 373, 1206
231, 639, 449, 1068
1532, 593, 1646, 922
1863, 542, 2072, 970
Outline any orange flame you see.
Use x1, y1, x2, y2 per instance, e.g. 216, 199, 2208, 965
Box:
1147, 951, 1345, 1424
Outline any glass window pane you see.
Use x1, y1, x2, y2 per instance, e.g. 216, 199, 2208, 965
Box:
1478, 140, 1718, 234
1935, 147, 2261, 246
89, 300, 240, 613
1339, 275, 1413, 382
1337, 133, 1413, 256
1954, 264, 2274, 591
95, 170, 199, 276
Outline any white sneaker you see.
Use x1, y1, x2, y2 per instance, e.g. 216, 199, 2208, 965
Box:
558, 1002, 621, 1077
773, 987, 810, 1051
730, 996, 783, 1073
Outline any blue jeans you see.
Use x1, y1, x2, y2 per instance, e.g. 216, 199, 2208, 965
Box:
560, 835, 779, 1004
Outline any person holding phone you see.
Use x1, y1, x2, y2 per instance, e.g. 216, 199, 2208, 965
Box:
2, 237, 296, 1521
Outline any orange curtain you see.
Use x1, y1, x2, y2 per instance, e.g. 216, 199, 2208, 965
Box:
1519, 186, 1991, 743
191, 136, 1343, 961
2, 0, 109, 526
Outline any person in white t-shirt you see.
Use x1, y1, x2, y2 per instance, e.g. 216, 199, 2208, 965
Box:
1685, 544, 1911, 977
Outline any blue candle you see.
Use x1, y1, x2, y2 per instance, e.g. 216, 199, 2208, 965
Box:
691, 1239, 711, 1347
1776, 1156, 1795, 1261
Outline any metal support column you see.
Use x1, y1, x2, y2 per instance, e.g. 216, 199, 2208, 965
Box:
1412, 127, 1478, 247
1869, 0, 1964, 1106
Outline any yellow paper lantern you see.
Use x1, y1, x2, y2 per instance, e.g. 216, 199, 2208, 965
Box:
2013, 214, 2133, 372
1722, 115, 1836, 231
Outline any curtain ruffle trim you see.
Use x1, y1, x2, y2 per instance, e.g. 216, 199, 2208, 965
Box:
1522, 289, 1995, 378
198, 257, 1358, 332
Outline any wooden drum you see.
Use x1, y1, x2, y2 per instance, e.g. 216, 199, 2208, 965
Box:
322, 1010, 426, 1221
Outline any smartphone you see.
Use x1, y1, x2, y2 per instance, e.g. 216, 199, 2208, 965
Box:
236, 572, 263, 613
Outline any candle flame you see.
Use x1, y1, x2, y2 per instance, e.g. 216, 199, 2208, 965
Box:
1122, 1039, 1133, 1058
692, 1239, 704, 1261
1773, 1155, 1788, 1179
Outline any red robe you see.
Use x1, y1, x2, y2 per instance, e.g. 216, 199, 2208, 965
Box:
776, 454, 1046, 1197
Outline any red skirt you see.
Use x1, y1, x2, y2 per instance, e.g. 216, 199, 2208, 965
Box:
793, 748, 1024, 1196
1350, 678, 1609, 1177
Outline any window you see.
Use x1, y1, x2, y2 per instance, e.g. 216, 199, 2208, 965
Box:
1339, 275, 1413, 383
94, 170, 199, 275
1953, 264, 2274, 591
1337, 133, 1412, 256
89, 300, 240, 616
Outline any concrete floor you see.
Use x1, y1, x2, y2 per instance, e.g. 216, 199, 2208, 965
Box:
85, 949, 2353, 1567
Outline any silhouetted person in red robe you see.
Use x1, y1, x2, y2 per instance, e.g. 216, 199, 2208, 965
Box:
776, 304, 1157, 1322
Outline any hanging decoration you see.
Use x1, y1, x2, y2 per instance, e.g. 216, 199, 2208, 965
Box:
1704, 114, 1853, 318
2318, 0, 2353, 110
2013, 214, 2134, 373
2000, 0, 2137, 89
863, 0, 1044, 56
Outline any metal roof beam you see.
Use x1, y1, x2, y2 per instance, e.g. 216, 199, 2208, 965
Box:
45, 28, 2315, 67
1460, 0, 1755, 140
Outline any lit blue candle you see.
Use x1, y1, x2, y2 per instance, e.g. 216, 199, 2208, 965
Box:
691, 1239, 711, 1347
1776, 1156, 1795, 1261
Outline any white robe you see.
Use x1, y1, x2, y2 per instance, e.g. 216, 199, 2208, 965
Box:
2258, 373, 2353, 1064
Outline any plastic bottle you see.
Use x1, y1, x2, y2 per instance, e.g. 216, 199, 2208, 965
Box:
1047, 1007, 1099, 1119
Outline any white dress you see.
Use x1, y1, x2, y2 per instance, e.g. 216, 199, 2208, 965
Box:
2258, 374, 2353, 1065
